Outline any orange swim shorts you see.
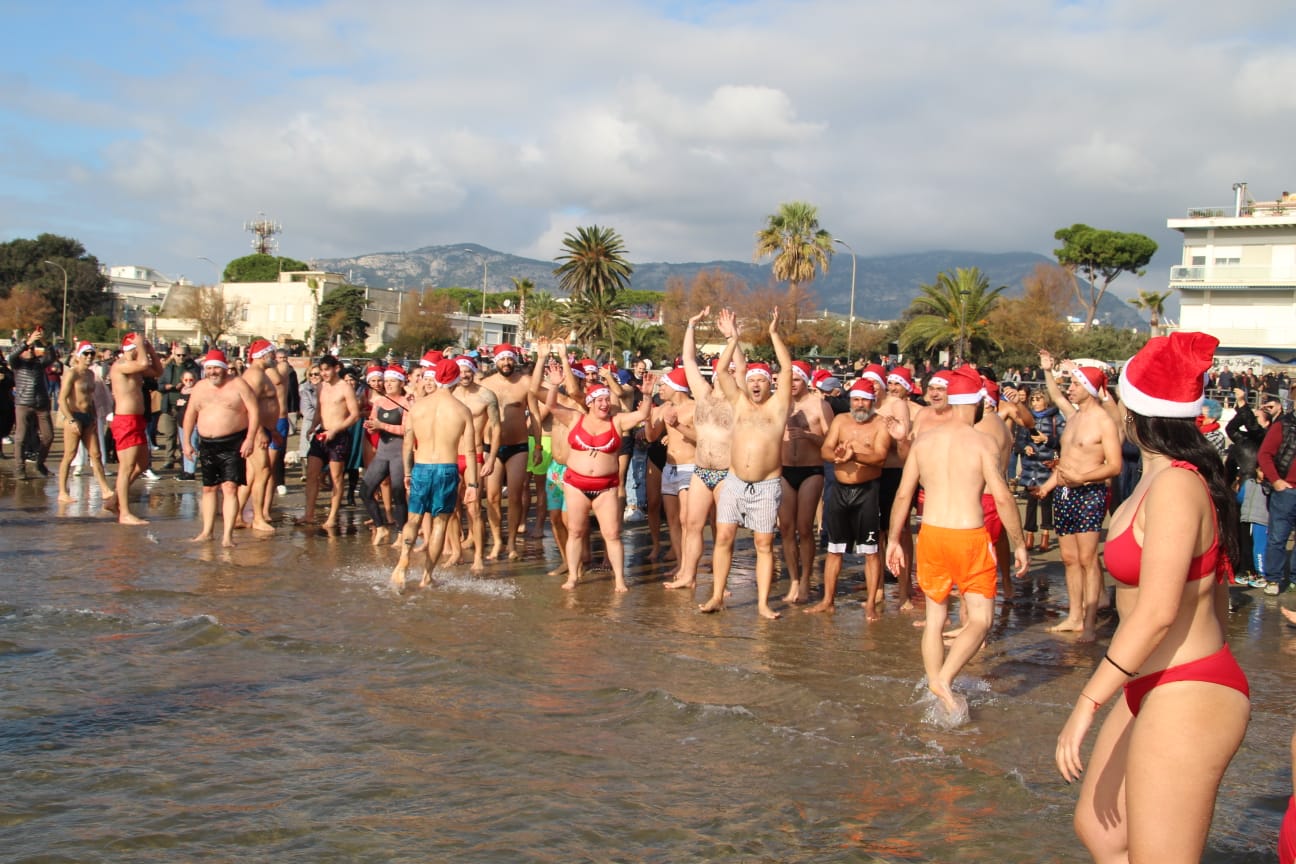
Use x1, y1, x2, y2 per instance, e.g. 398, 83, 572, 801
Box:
915, 523, 998, 604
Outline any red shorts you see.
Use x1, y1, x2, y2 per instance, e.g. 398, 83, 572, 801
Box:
457, 452, 485, 475
915, 524, 998, 604
111, 413, 148, 451
981, 493, 1003, 544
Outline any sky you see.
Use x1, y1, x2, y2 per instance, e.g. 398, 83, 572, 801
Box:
3, 0, 1295, 304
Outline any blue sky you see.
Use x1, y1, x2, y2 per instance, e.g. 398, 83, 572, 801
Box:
4, 0, 1296, 310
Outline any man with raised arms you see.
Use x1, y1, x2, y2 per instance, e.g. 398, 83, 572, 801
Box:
780, 359, 835, 604
529, 340, 584, 579
390, 359, 479, 593
56, 341, 116, 509
1035, 351, 1121, 642
239, 339, 284, 532
809, 378, 893, 618
481, 344, 543, 559
448, 354, 499, 572
109, 332, 164, 525
648, 366, 697, 580
182, 350, 260, 547
886, 365, 1028, 721
699, 307, 795, 620
664, 307, 745, 591
299, 354, 361, 530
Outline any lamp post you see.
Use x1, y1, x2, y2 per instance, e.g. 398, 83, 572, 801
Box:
957, 288, 971, 365
42, 260, 69, 346
832, 238, 857, 362
466, 251, 488, 347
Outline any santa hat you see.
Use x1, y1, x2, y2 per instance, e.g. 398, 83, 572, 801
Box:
585, 386, 611, 405
848, 378, 877, 400
579, 358, 598, 377
664, 367, 690, 392
455, 355, 478, 374
364, 364, 384, 381
493, 344, 518, 361
383, 364, 407, 382
862, 363, 887, 390
75, 340, 94, 356
887, 367, 915, 393
420, 349, 444, 368
812, 369, 840, 393
1118, 331, 1218, 419
121, 332, 141, 352
249, 339, 274, 359
946, 366, 984, 405
1072, 364, 1108, 400
745, 363, 772, 381
982, 378, 1000, 406
434, 358, 461, 388
927, 370, 951, 389
201, 349, 228, 369
790, 361, 813, 384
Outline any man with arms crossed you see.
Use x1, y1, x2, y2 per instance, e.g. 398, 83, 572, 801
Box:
809, 378, 893, 618
481, 344, 543, 559
240, 339, 284, 532
391, 359, 479, 593
109, 332, 164, 525
699, 307, 794, 620
183, 350, 260, 547
886, 365, 1028, 721
299, 354, 361, 529
57, 341, 116, 508
780, 360, 835, 604
1036, 352, 1121, 642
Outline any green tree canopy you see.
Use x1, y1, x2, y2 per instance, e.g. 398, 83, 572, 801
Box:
899, 267, 1005, 363
553, 225, 633, 302
1128, 289, 1174, 335
314, 285, 369, 352
754, 201, 833, 297
1053, 224, 1157, 332
223, 254, 310, 283
0, 233, 110, 339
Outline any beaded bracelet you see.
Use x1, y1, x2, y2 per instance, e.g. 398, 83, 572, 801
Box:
1079, 692, 1102, 710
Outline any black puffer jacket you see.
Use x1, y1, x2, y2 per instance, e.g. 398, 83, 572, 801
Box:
7, 344, 55, 410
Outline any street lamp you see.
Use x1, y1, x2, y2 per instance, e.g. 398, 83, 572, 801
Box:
957, 288, 971, 364
833, 238, 857, 362
42, 260, 69, 345
198, 256, 222, 283
467, 251, 488, 346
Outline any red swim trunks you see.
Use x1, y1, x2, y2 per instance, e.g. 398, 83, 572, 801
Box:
111, 413, 148, 451
457, 452, 485, 475
915, 523, 998, 604
981, 493, 1003, 544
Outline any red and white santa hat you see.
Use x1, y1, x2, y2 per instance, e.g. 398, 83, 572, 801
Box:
249, 338, 274, 359
848, 378, 877, 401
1118, 331, 1219, 418
121, 332, 141, 352
579, 358, 599, 378
887, 366, 914, 393
812, 369, 840, 393
455, 355, 478, 374
493, 344, 518, 362
75, 340, 94, 356
202, 349, 229, 369
946, 365, 984, 405
862, 363, 887, 390
1072, 364, 1108, 400
790, 360, 813, 384
383, 364, 407, 382
585, 386, 611, 405
927, 370, 951, 389
982, 378, 1000, 406
663, 367, 690, 392
745, 362, 772, 381
434, 358, 461, 388
420, 349, 444, 368
364, 364, 384, 381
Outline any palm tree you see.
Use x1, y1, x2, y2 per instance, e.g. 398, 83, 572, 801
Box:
899, 267, 1005, 362
525, 292, 564, 340
511, 276, 536, 341
553, 226, 633, 303
614, 319, 668, 363
754, 201, 833, 327
1129, 289, 1173, 336
563, 289, 628, 354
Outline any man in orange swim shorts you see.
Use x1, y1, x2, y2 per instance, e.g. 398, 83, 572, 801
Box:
886, 365, 1028, 722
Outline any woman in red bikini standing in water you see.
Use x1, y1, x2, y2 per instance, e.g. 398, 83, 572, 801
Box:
1056, 331, 1249, 863
545, 364, 654, 592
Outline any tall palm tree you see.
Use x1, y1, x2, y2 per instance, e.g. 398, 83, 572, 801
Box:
754, 201, 833, 327
1129, 289, 1173, 336
511, 276, 536, 341
524, 292, 564, 341
900, 267, 1005, 361
562, 288, 628, 354
553, 226, 633, 303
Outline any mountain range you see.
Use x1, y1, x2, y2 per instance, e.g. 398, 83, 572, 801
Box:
310, 243, 1149, 328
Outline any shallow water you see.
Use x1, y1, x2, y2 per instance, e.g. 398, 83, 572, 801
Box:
2, 475, 1293, 862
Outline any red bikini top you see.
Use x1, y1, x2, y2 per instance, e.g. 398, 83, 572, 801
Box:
1103, 461, 1225, 587
569, 416, 622, 454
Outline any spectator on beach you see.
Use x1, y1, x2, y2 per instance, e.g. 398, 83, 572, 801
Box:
0, 354, 14, 459
1258, 397, 1296, 595
9, 325, 57, 479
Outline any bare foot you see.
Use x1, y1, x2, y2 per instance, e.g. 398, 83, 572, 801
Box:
372, 526, 390, 547
662, 578, 696, 590
547, 565, 567, 577
221, 537, 237, 549
190, 533, 213, 543
647, 545, 662, 562
1282, 606, 1296, 626
929, 681, 959, 716
294, 515, 317, 526
699, 598, 725, 613
102, 495, 119, 513
321, 519, 338, 531
526, 529, 544, 539
614, 581, 629, 593
899, 598, 915, 612
784, 584, 806, 605
863, 603, 881, 622
487, 543, 503, 561
508, 548, 521, 561
1076, 629, 1098, 644
758, 604, 782, 620
252, 520, 275, 533
417, 571, 436, 589
804, 601, 834, 614
1048, 618, 1084, 633
561, 579, 578, 590
470, 558, 484, 574
389, 563, 408, 594
118, 514, 149, 526
58, 492, 75, 503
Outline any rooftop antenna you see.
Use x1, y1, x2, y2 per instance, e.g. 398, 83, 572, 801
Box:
244, 211, 283, 255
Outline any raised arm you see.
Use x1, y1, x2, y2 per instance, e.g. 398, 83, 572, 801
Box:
713, 308, 742, 404
1038, 350, 1076, 418
768, 308, 794, 413
681, 307, 713, 396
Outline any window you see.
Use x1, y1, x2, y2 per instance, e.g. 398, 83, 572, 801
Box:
1213, 245, 1242, 266
1191, 255, 1206, 266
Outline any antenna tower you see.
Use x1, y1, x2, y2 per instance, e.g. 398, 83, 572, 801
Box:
244, 212, 283, 255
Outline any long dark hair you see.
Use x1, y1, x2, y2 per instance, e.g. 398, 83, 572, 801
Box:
1128, 412, 1241, 574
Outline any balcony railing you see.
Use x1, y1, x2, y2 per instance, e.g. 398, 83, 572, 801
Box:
1182, 203, 1293, 218
1170, 265, 1295, 284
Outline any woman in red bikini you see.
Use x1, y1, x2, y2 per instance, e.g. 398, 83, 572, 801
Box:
1056, 331, 1249, 863
545, 366, 653, 592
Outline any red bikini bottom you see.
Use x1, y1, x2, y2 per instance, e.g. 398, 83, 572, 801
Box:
1123, 643, 1249, 716
565, 468, 619, 500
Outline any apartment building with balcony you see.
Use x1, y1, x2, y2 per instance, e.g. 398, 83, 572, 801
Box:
1167, 182, 1296, 362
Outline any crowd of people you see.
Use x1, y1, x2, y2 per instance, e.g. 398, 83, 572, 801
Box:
8, 312, 1296, 861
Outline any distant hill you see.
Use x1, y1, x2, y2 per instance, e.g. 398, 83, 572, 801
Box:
310, 243, 1147, 328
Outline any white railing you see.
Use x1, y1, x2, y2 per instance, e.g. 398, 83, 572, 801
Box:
1170, 265, 1295, 284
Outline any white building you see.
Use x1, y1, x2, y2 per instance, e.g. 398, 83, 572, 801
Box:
1167, 182, 1296, 362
